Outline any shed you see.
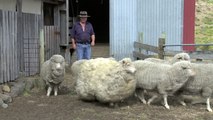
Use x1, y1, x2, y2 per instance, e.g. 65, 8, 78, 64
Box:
69, 0, 195, 60
0, 0, 196, 83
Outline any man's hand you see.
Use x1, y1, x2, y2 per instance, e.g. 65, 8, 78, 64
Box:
91, 41, 95, 46
72, 43, 76, 49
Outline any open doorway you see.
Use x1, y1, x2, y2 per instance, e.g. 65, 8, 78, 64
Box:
69, 0, 109, 43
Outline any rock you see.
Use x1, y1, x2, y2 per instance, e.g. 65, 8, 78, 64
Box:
2, 85, 11, 93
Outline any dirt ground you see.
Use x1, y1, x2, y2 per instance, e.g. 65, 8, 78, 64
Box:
1, 70, 213, 120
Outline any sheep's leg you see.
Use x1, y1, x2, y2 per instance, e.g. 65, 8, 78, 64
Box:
163, 94, 170, 109
47, 86, 52, 96
147, 95, 158, 105
202, 87, 212, 112
176, 95, 186, 106
109, 102, 119, 108
54, 86, 58, 96
206, 97, 212, 112
135, 89, 147, 104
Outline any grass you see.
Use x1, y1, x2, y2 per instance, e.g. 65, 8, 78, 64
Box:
195, 0, 213, 50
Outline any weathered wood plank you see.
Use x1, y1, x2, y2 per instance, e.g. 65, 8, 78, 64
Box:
134, 42, 159, 53
0, 10, 3, 83
133, 51, 151, 60
14, 11, 19, 78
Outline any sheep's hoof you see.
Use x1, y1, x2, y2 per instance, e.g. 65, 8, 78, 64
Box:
147, 101, 151, 105
109, 103, 114, 107
207, 108, 213, 112
180, 101, 186, 106
165, 105, 170, 110
109, 103, 119, 108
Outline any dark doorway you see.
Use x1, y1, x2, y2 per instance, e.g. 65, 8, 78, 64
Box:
69, 0, 109, 43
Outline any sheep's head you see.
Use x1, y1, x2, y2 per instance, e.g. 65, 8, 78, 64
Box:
119, 58, 136, 74
50, 55, 65, 76
171, 53, 191, 64
172, 61, 195, 78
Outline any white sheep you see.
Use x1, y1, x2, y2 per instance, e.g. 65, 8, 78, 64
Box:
71, 59, 87, 78
145, 52, 190, 64
75, 57, 136, 106
177, 63, 213, 112
40, 54, 66, 96
134, 60, 195, 109
71, 58, 115, 80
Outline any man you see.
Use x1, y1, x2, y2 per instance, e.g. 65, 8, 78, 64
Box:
71, 11, 95, 60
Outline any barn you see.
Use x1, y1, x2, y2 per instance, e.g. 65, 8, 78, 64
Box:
0, 0, 195, 83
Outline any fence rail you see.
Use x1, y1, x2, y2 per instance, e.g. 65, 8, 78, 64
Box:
133, 38, 213, 60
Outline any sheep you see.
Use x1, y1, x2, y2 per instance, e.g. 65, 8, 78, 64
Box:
134, 60, 195, 109
40, 54, 66, 96
74, 57, 136, 106
71, 58, 115, 80
145, 52, 190, 64
0, 93, 12, 108
71, 59, 87, 78
176, 63, 213, 112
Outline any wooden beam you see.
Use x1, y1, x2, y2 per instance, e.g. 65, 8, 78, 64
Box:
17, 0, 24, 73
133, 51, 151, 60
43, 0, 65, 5
134, 42, 159, 53
40, 0, 45, 72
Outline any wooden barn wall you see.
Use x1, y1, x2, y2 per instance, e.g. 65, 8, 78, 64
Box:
0, 10, 41, 83
0, 10, 19, 83
44, 26, 60, 60
22, 13, 41, 76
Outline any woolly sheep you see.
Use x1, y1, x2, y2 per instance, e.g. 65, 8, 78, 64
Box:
40, 54, 66, 96
134, 60, 195, 109
177, 63, 213, 112
75, 57, 136, 106
71, 58, 115, 80
145, 52, 190, 64
71, 59, 87, 78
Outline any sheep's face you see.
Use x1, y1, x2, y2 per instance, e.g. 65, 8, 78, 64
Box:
174, 61, 195, 77
50, 55, 65, 76
119, 58, 136, 74
174, 53, 190, 61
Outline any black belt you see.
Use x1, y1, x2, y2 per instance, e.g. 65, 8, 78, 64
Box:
76, 41, 90, 44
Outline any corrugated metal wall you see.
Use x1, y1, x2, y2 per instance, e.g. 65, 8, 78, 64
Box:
137, 0, 184, 51
110, 0, 137, 60
0, 10, 19, 83
110, 0, 184, 60
0, 10, 41, 83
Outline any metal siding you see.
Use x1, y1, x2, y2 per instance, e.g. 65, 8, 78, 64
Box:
110, 0, 137, 60
183, 0, 195, 51
137, 0, 184, 52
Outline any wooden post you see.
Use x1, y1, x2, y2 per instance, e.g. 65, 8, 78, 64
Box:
17, 0, 24, 74
40, 0, 44, 72
65, 0, 70, 64
158, 38, 165, 59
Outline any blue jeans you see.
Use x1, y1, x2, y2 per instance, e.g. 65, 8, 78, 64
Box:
76, 43, 91, 60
